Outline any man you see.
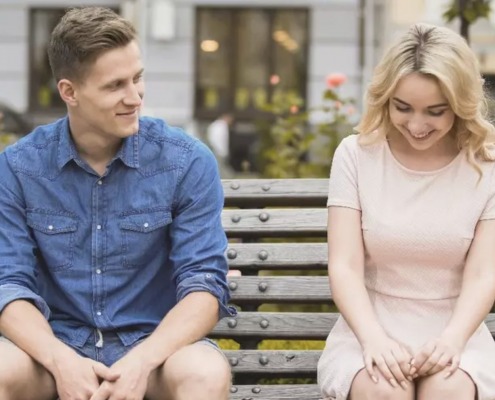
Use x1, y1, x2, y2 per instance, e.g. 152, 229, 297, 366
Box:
0, 7, 234, 400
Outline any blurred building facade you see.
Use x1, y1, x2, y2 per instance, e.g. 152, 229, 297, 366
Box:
0, 0, 381, 124
2, 0, 495, 168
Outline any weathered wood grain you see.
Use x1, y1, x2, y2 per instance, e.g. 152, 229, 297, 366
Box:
222, 209, 327, 237
223, 179, 328, 208
228, 276, 331, 303
211, 312, 338, 339
226, 243, 327, 270
225, 350, 322, 373
229, 384, 321, 400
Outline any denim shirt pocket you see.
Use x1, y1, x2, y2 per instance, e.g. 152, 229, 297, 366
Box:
26, 211, 78, 270
119, 210, 172, 268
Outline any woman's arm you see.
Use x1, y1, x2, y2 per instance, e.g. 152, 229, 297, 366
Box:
328, 206, 412, 388
328, 206, 384, 343
413, 219, 495, 376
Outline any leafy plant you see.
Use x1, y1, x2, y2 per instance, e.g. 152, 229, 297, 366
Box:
257, 73, 356, 178
443, 0, 492, 42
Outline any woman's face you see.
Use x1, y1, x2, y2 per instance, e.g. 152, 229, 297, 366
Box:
388, 72, 456, 152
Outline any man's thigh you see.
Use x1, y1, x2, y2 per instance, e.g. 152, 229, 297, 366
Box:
145, 339, 231, 400
0, 337, 57, 400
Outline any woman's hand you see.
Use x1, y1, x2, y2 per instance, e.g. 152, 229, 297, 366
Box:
411, 334, 464, 378
362, 334, 414, 390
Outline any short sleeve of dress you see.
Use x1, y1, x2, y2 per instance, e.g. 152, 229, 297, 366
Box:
480, 163, 495, 220
327, 135, 361, 210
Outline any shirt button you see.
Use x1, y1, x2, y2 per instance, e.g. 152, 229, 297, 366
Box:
97, 180, 103, 185
143, 222, 149, 228
48, 225, 54, 230
96, 269, 102, 274
96, 225, 102, 230
96, 311, 102, 316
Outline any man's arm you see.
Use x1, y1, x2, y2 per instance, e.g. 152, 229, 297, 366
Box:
89, 139, 233, 399
131, 140, 234, 362
0, 152, 118, 398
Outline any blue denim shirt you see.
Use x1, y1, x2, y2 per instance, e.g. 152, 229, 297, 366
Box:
0, 116, 235, 348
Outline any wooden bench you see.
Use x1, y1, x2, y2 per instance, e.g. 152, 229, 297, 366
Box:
212, 178, 495, 400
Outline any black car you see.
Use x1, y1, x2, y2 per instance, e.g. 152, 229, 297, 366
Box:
0, 103, 32, 136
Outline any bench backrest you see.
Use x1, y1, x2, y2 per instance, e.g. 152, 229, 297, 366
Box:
212, 179, 495, 399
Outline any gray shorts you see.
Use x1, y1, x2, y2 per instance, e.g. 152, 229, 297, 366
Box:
0, 331, 225, 367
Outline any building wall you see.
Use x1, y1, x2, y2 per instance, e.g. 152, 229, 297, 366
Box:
381, 0, 495, 73
0, 0, 366, 128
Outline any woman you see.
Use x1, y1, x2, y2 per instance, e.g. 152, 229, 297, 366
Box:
317, 23, 495, 400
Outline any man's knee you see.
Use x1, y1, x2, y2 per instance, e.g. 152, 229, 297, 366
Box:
0, 340, 56, 400
158, 342, 231, 399
170, 344, 230, 387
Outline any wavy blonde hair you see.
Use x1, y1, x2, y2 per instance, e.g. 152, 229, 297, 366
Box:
356, 23, 495, 173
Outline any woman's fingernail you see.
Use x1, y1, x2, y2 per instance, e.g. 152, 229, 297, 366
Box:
389, 378, 398, 387
407, 375, 413, 381
410, 367, 417, 375
372, 375, 378, 384
400, 380, 408, 390
410, 358, 415, 365
413, 373, 419, 379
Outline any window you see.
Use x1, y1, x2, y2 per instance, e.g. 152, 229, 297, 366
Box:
28, 7, 117, 112
29, 9, 66, 111
194, 8, 309, 121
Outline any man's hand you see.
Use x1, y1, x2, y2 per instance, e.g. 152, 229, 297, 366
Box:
52, 349, 120, 400
90, 350, 153, 400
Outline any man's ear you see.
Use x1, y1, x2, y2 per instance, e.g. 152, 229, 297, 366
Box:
58, 79, 78, 106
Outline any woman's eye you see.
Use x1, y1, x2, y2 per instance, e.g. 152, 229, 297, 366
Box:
395, 106, 410, 113
429, 110, 446, 117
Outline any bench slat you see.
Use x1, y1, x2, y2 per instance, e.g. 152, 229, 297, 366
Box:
224, 350, 321, 373
223, 209, 327, 237
228, 276, 331, 303
229, 384, 321, 400
226, 243, 327, 270
223, 179, 328, 208
213, 312, 495, 338
212, 312, 337, 339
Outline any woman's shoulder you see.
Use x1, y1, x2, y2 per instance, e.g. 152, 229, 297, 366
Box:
337, 132, 386, 157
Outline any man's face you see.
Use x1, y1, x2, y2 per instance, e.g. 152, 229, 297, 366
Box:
70, 40, 144, 141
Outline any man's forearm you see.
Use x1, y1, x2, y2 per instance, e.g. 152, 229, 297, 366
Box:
0, 299, 74, 373
128, 291, 220, 371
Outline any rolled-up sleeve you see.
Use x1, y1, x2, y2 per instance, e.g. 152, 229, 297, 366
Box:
0, 152, 50, 319
171, 142, 236, 319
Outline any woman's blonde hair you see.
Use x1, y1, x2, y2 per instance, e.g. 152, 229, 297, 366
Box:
356, 23, 495, 171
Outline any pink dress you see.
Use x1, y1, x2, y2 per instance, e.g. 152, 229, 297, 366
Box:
317, 134, 495, 400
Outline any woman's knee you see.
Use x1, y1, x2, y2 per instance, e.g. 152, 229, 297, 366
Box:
350, 369, 414, 400
417, 369, 476, 400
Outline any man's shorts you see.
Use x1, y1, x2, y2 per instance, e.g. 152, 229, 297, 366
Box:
0, 331, 225, 367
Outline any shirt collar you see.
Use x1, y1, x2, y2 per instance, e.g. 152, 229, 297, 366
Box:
57, 116, 140, 170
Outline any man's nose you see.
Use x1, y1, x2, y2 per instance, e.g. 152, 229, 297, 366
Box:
124, 84, 143, 106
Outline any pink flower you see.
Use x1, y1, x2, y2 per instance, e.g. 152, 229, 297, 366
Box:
326, 73, 347, 88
